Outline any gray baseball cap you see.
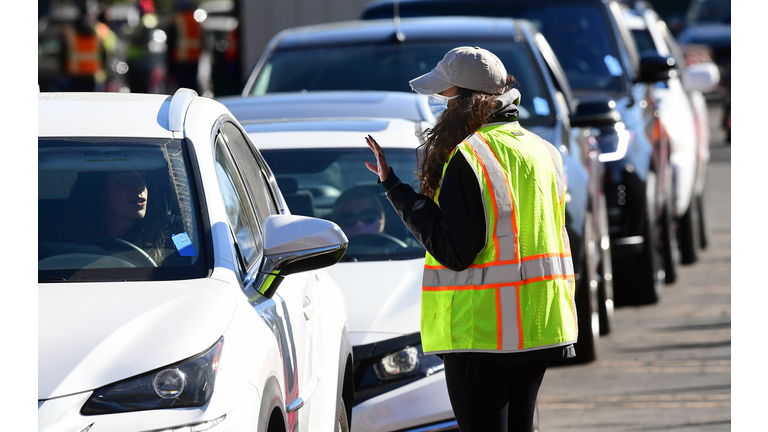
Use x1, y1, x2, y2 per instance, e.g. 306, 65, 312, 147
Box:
409, 46, 508, 95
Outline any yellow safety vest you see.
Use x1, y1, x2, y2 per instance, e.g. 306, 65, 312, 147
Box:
421, 121, 578, 354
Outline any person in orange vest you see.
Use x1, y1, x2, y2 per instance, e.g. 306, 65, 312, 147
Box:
210, 1, 241, 96
60, 2, 107, 92
167, 0, 203, 92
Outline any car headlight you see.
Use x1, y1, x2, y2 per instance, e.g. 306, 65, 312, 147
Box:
353, 333, 444, 405
81, 338, 224, 415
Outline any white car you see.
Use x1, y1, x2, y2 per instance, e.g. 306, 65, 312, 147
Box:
625, 3, 720, 268
221, 92, 458, 432
38, 89, 354, 432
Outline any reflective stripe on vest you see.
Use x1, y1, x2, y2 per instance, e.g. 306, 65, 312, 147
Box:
420, 123, 577, 354
63, 25, 101, 76
173, 12, 202, 62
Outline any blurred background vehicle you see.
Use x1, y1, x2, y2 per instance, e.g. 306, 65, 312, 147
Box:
361, 0, 678, 307
676, 0, 731, 143
624, 1, 719, 269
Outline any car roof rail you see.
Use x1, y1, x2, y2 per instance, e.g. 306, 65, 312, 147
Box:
169, 88, 198, 132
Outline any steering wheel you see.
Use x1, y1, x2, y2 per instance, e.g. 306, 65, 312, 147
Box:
348, 232, 408, 251
54, 237, 158, 268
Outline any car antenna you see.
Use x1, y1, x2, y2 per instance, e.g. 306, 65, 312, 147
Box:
390, 0, 405, 43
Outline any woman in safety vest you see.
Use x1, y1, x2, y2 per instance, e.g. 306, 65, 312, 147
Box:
364, 46, 578, 432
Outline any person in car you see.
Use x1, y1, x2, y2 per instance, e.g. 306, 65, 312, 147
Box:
364, 46, 577, 432
63, 169, 172, 266
330, 186, 386, 238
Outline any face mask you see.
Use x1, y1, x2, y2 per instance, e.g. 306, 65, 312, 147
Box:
428, 93, 459, 119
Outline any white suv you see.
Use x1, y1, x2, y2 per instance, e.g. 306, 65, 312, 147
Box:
38, 89, 354, 432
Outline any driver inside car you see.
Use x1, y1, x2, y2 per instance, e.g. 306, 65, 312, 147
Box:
62, 169, 171, 266
331, 186, 386, 238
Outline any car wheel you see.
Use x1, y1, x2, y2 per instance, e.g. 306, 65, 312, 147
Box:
570, 215, 599, 363
678, 194, 701, 264
597, 194, 614, 336
336, 397, 350, 432
620, 191, 664, 305
661, 201, 680, 282
697, 193, 709, 250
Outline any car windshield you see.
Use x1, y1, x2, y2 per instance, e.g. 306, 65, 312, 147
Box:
260, 148, 426, 262
632, 28, 657, 54
516, 5, 624, 92
251, 41, 554, 127
687, 0, 731, 25
38, 138, 208, 282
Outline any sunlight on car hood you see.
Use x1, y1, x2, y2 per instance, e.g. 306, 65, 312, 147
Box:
325, 258, 424, 345
38, 278, 237, 399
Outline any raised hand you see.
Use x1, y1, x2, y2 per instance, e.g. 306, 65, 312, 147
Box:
364, 134, 390, 182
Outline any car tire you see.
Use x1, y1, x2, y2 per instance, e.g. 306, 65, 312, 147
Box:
615, 176, 663, 306
678, 194, 701, 265
661, 201, 680, 282
597, 194, 614, 336
570, 215, 599, 364
337, 397, 350, 432
697, 193, 709, 250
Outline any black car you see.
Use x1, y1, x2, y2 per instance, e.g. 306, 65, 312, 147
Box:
362, 0, 679, 306
237, 16, 619, 363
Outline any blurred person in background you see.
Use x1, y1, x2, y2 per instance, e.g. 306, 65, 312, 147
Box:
210, 0, 241, 96
167, 0, 203, 92
124, 0, 158, 93
60, 0, 107, 92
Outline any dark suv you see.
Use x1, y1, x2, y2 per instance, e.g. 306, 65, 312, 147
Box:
362, 0, 678, 305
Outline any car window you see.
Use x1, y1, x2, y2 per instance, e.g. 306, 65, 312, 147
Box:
252, 41, 554, 127
260, 147, 426, 262
519, 5, 625, 92
687, 0, 731, 25
220, 121, 278, 221
214, 133, 263, 271
632, 28, 657, 54
38, 137, 208, 281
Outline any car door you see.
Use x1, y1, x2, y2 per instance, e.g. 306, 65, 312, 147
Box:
214, 121, 321, 432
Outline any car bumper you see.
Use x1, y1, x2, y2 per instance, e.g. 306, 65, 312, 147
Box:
351, 371, 456, 432
38, 369, 260, 432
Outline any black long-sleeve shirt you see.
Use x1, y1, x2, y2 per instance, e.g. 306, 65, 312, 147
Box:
379, 151, 485, 271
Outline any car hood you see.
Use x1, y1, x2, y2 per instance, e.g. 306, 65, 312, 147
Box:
38, 279, 237, 399
324, 258, 424, 346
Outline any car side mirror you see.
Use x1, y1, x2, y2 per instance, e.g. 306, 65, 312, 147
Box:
254, 214, 348, 298
569, 98, 622, 127
637, 51, 679, 83
682, 62, 721, 93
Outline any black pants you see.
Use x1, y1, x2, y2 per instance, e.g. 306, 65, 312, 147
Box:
443, 353, 547, 432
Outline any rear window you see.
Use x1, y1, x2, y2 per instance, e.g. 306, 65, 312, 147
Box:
251, 41, 554, 127
38, 138, 209, 282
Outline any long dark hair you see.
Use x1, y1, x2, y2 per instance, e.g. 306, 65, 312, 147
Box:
64, 170, 171, 265
416, 74, 517, 198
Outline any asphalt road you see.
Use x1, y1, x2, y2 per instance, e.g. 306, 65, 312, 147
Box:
537, 101, 732, 432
